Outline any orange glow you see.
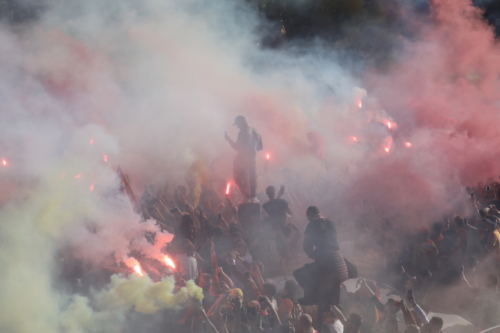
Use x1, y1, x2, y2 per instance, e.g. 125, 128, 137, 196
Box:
226, 182, 231, 195
405, 142, 412, 148
164, 255, 176, 269
89, 184, 94, 192
103, 155, 108, 162
74, 174, 82, 179
90, 139, 94, 145
358, 101, 362, 108
134, 264, 143, 276
2, 159, 6, 166
266, 154, 270, 160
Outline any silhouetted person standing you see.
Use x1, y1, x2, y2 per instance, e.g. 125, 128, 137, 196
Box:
225, 115, 263, 201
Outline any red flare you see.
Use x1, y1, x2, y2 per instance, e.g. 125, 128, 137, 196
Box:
74, 174, 82, 179
358, 101, 362, 108
103, 155, 108, 162
2, 159, 6, 166
226, 182, 231, 195
387, 121, 392, 129
164, 255, 176, 269
405, 142, 412, 148
266, 154, 270, 160
89, 184, 94, 192
89, 139, 94, 145
134, 264, 143, 276
351, 136, 358, 142
384, 147, 390, 154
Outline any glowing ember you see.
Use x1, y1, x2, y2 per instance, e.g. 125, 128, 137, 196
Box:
74, 174, 82, 179
405, 142, 413, 148
90, 139, 94, 145
2, 159, 6, 166
89, 184, 94, 192
358, 101, 362, 108
226, 182, 231, 195
384, 147, 390, 153
134, 264, 143, 276
103, 155, 108, 162
266, 154, 270, 160
164, 255, 176, 269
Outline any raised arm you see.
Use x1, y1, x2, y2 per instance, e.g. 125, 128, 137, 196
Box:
225, 131, 239, 151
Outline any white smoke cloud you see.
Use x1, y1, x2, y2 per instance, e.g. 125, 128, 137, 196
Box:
0, 0, 499, 331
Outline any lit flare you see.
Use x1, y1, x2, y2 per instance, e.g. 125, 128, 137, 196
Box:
405, 142, 412, 148
266, 154, 270, 160
134, 264, 143, 276
358, 101, 362, 108
164, 255, 176, 269
2, 159, 6, 166
226, 182, 231, 195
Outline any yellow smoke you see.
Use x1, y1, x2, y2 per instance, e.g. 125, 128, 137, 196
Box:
100, 275, 203, 314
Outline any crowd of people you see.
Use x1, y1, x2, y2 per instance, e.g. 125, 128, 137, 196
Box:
131, 116, 499, 333
132, 172, 500, 333
57, 116, 500, 333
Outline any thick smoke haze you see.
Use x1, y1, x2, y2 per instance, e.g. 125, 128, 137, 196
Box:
0, 0, 498, 331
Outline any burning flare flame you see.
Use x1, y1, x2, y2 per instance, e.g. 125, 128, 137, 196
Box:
384, 147, 390, 153
164, 255, 176, 269
358, 101, 362, 108
266, 153, 270, 160
405, 142, 412, 148
2, 159, 6, 166
226, 182, 231, 195
134, 264, 143, 276
351, 136, 358, 142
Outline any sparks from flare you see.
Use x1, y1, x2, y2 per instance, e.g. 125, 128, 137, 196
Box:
74, 174, 82, 179
164, 255, 176, 269
2, 159, 6, 166
405, 142, 412, 148
226, 182, 231, 195
134, 264, 143, 276
103, 155, 108, 162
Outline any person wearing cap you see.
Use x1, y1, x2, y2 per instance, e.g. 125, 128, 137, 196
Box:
225, 115, 263, 202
